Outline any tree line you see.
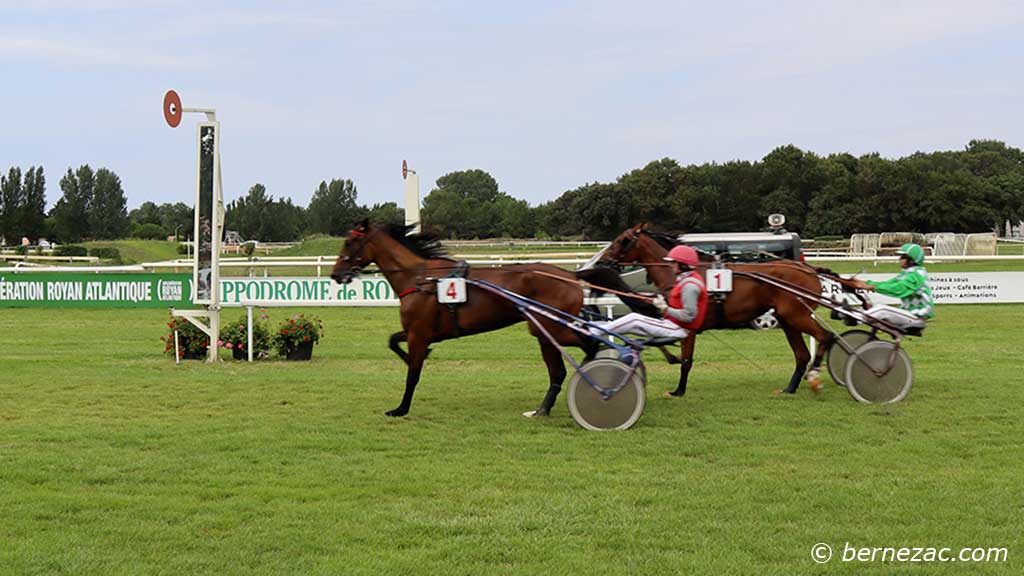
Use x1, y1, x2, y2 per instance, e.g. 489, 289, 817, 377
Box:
5, 139, 1022, 245
422, 140, 1024, 239
2, 165, 133, 244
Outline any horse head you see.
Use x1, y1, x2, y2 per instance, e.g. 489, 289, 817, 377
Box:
600, 223, 649, 267
331, 219, 376, 284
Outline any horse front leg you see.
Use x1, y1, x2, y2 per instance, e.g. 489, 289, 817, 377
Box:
387, 334, 429, 417
665, 333, 696, 397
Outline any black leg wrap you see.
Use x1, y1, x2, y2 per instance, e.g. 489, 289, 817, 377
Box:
535, 386, 561, 416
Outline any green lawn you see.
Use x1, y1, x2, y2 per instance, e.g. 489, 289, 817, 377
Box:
0, 304, 1021, 574
83, 240, 182, 264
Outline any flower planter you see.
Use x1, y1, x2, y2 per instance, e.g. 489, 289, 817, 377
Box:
285, 341, 314, 361
181, 348, 206, 360
231, 346, 248, 360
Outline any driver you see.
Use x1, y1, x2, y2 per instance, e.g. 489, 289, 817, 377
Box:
590, 245, 708, 340
852, 243, 934, 319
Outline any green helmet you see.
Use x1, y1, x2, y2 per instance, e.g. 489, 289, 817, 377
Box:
896, 243, 925, 265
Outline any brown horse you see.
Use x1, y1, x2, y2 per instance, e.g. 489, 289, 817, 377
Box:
330, 221, 640, 417
601, 224, 859, 396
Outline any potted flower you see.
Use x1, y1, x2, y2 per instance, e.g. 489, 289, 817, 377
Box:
219, 314, 271, 360
161, 315, 210, 360
272, 313, 323, 360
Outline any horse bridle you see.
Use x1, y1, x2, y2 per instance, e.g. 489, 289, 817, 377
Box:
601, 228, 642, 267
342, 229, 374, 276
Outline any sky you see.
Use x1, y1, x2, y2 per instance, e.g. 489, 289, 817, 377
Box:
2, 0, 1023, 211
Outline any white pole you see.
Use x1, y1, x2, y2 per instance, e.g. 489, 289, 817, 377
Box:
208, 120, 223, 364
404, 166, 421, 233
174, 330, 180, 365
247, 306, 254, 362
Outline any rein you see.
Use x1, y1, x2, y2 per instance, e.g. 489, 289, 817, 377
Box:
531, 270, 656, 302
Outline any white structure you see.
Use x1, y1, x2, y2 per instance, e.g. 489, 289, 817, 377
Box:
164, 89, 224, 363
403, 160, 420, 232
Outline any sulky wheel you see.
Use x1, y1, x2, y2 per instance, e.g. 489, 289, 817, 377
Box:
827, 329, 875, 387
844, 340, 914, 404
566, 358, 646, 431
593, 346, 646, 382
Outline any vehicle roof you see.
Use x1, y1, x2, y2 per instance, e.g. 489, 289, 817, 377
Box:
679, 232, 800, 242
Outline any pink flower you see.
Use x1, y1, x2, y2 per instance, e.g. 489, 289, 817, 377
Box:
217, 339, 224, 347
226, 342, 233, 349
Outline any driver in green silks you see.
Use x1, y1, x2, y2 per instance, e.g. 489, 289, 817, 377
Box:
852, 243, 935, 319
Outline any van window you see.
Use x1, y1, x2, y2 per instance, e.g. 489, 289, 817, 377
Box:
683, 239, 798, 262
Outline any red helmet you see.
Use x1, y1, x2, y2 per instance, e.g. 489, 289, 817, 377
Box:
664, 245, 699, 267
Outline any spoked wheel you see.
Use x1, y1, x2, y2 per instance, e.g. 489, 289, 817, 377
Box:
844, 340, 914, 404
567, 358, 646, 430
827, 329, 875, 387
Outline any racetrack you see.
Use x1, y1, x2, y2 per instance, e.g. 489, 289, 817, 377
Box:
0, 305, 1021, 574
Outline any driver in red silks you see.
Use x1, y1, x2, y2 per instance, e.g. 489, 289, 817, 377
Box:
590, 245, 708, 340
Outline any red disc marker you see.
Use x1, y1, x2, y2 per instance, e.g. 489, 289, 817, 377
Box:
163, 90, 182, 128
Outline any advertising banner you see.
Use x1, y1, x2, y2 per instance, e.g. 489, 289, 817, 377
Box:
0, 273, 191, 307
219, 276, 397, 306
3, 271, 1023, 308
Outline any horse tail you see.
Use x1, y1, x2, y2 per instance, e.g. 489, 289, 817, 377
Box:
575, 266, 661, 318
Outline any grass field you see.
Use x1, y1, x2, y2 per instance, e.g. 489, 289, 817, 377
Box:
82, 240, 181, 264
1, 303, 1021, 574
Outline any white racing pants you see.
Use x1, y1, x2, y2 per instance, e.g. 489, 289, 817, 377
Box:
591, 312, 689, 341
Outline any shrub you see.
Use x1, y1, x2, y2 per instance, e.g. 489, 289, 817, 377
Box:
176, 243, 190, 255
52, 241, 87, 255
272, 314, 323, 357
219, 313, 271, 359
54, 245, 88, 257
161, 315, 210, 359
88, 247, 122, 261
132, 223, 167, 240
14, 245, 28, 255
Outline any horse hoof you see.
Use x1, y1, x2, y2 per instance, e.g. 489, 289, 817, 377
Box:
522, 408, 550, 418
662, 391, 683, 399
772, 389, 785, 395
385, 408, 408, 417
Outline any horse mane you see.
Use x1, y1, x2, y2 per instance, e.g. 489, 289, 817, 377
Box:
640, 228, 716, 262
640, 229, 679, 250
379, 223, 451, 260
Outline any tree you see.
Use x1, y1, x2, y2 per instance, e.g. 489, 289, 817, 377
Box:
617, 158, 685, 226
226, 183, 273, 240
757, 145, 827, 233
225, 185, 308, 242
420, 188, 468, 238
89, 168, 129, 239
367, 202, 405, 227
158, 202, 193, 240
434, 169, 499, 203
129, 201, 163, 227
494, 195, 535, 238
1, 167, 24, 243
421, 169, 508, 238
307, 179, 360, 235
20, 166, 47, 241
51, 165, 95, 242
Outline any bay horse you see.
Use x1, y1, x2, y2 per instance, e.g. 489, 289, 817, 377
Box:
600, 224, 860, 397
330, 221, 647, 417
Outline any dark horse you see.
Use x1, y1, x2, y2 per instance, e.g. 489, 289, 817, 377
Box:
330, 221, 647, 417
601, 224, 861, 396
